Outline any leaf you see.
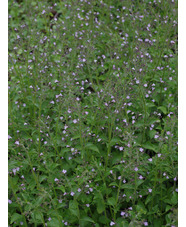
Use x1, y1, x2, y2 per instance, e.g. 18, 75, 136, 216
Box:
121, 184, 134, 190
97, 200, 105, 214
146, 102, 155, 108
145, 195, 152, 205
142, 141, 158, 152
80, 216, 95, 223
47, 218, 60, 227
98, 215, 108, 224
11, 213, 22, 224
39, 175, 47, 183
171, 192, 178, 205
107, 197, 116, 206
148, 130, 157, 139
72, 134, 80, 140
9, 160, 21, 171
165, 205, 172, 212
158, 106, 167, 114
109, 182, 119, 187
109, 137, 121, 146
32, 211, 43, 223
85, 143, 100, 153
69, 200, 79, 218
55, 185, 65, 193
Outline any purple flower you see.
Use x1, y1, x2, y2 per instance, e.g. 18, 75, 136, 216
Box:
121, 211, 125, 216
139, 148, 144, 152
15, 141, 19, 145
62, 169, 67, 174
110, 221, 115, 226
71, 192, 75, 196
144, 221, 148, 226
148, 189, 152, 193
134, 167, 138, 172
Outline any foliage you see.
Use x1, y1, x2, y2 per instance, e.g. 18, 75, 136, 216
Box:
8, 0, 178, 226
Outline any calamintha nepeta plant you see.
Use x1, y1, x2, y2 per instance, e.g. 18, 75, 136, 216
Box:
8, 0, 178, 226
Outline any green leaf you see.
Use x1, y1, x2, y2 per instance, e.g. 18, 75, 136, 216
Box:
158, 106, 167, 114
11, 213, 22, 224
121, 184, 134, 190
31, 211, 43, 223
69, 200, 79, 218
47, 218, 60, 227
55, 185, 65, 193
146, 102, 155, 108
145, 195, 152, 205
99, 215, 108, 224
171, 192, 178, 205
85, 143, 100, 153
166, 205, 172, 212
148, 130, 157, 139
39, 175, 47, 183
72, 134, 80, 140
142, 141, 158, 152
80, 216, 95, 223
97, 200, 105, 214
109, 137, 121, 146
107, 197, 116, 206
109, 182, 119, 187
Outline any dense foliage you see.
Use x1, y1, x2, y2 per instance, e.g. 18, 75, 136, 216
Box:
8, 0, 178, 226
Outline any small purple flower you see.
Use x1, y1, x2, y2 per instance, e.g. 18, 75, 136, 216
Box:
110, 221, 115, 226
73, 119, 78, 124
134, 167, 138, 172
121, 211, 125, 216
148, 189, 152, 193
148, 158, 152, 162
144, 221, 148, 226
54, 178, 59, 182
62, 169, 67, 174
71, 192, 75, 196
136, 80, 140, 84
139, 148, 144, 152
48, 217, 51, 221
15, 141, 19, 145
8, 199, 12, 204
78, 188, 81, 192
